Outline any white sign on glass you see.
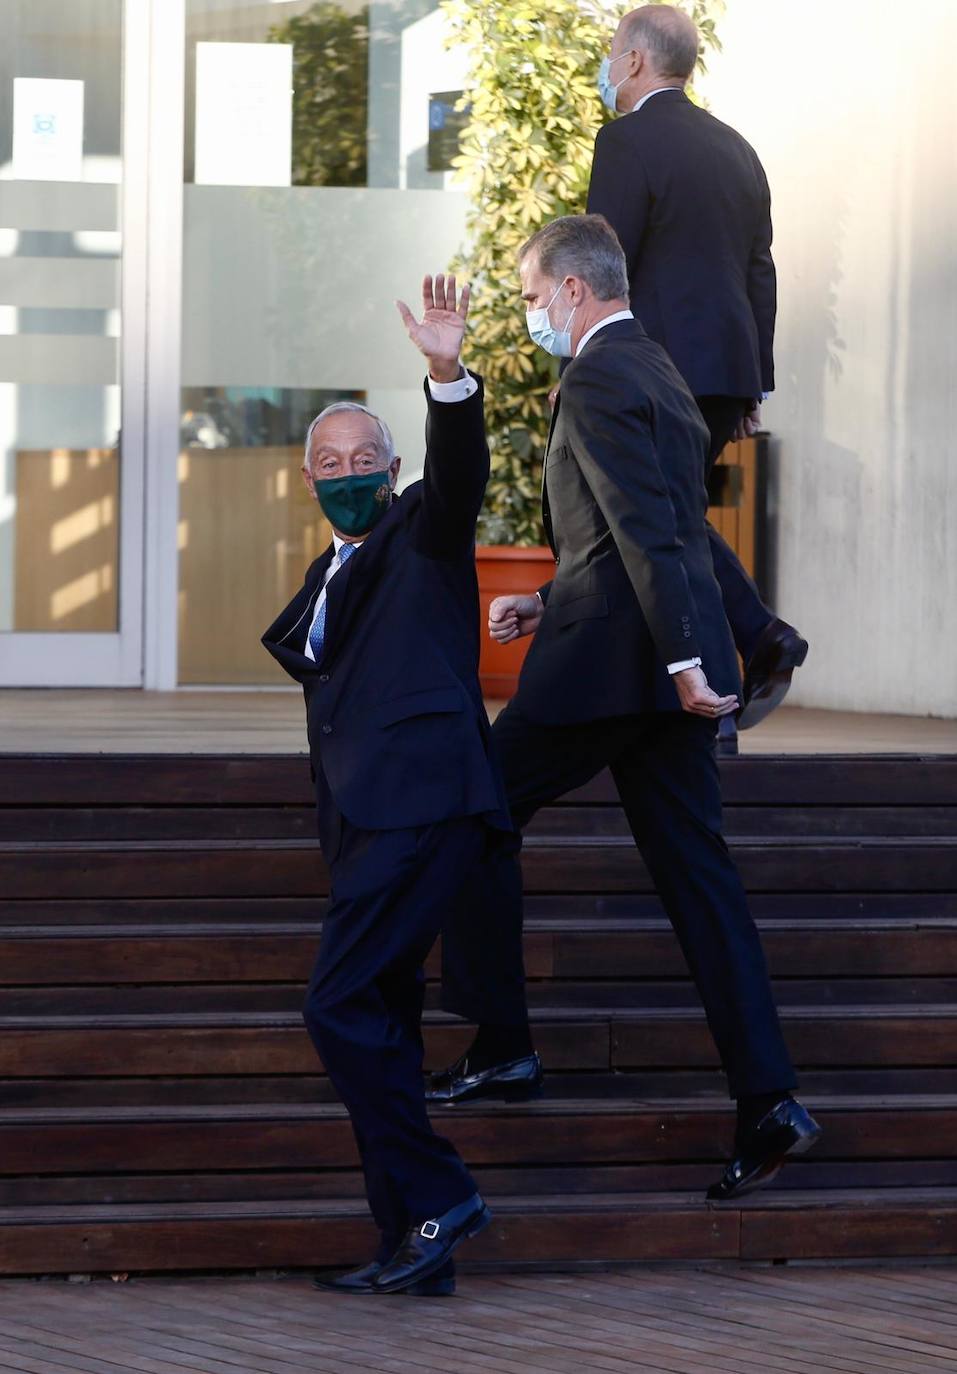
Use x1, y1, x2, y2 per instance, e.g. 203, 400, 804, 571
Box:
195, 43, 293, 187
12, 79, 85, 182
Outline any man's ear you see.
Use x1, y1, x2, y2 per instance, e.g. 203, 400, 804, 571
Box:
567, 275, 587, 306
301, 467, 317, 500
389, 456, 402, 488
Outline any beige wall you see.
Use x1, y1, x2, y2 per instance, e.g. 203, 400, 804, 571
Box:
699, 0, 957, 717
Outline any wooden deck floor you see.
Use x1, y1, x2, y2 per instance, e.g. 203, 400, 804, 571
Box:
1, 689, 955, 754
1, 1265, 956, 1373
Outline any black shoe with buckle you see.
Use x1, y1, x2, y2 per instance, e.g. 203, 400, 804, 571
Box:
426, 1052, 544, 1106
313, 1257, 455, 1296
707, 1096, 822, 1202
372, 1194, 491, 1295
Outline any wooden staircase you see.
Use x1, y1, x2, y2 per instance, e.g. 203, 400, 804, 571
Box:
1, 753, 956, 1275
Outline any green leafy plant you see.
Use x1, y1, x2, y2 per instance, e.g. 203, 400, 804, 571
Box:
444, 0, 724, 545
269, 2, 369, 188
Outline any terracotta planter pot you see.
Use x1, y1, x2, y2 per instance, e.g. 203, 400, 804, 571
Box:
475, 544, 555, 700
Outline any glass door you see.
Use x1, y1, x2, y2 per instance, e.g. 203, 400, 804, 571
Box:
0, 0, 147, 686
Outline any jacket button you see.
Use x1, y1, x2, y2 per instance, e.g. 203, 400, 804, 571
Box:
319, 673, 330, 683
683, 631, 692, 638
321, 724, 333, 735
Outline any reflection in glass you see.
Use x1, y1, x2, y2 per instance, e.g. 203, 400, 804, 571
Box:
180, 1, 469, 683
0, 0, 123, 633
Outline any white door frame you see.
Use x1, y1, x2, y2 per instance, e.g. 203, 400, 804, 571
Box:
0, 0, 185, 689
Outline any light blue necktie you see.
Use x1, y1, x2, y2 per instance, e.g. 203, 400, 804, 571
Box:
308, 542, 356, 661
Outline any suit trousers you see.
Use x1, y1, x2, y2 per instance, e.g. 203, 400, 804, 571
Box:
696, 394, 776, 663
304, 809, 484, 1260
441, 702, 797, 1100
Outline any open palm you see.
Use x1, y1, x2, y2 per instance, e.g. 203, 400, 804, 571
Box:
396, 273, 470, 373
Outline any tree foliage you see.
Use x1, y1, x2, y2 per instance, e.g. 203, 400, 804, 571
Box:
269, 2, 369, 188
444, 0, 724, 545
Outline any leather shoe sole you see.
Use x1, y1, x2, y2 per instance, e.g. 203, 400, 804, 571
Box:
314, 1261, 455, 1296
707, 1099, 822, 1202
738, 620, 809, 730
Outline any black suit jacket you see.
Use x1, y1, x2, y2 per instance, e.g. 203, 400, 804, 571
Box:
586, 89, 775, 399
262, 376, 510, 838
516, 318, 740, 724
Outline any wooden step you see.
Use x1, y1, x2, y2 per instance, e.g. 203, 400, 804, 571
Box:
3, 976, 957, 1016
5, 891, 955, 927
7, 1156, 957, 1208
2, 834, 954, 898
3, 917, 956, 984
2, 1096, 953, 1177
1, 1188, 955, 1275
2, 1006, 955, 1077
7, 1066, 957, 1109
6, 753, 957, 806
2, 803, 955, 842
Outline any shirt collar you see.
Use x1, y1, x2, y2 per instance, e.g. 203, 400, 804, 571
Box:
576, 310, 634, 356
632, 85, 684, 114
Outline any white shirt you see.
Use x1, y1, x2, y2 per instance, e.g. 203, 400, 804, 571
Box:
571, 312, 701, 678
632, 86, 684, 114
303, 370, 477, 660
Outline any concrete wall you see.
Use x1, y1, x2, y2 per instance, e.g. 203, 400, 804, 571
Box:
699, 0, 957, 717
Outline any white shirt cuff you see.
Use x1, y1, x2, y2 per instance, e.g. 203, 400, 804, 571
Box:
427, 367, 476, 402
668, 656, 702, 675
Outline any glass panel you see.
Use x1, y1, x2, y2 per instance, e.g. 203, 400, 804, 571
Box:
0, 1, 123, 634
179, 0, 470, 684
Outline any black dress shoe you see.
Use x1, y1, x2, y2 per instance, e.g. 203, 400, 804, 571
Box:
313, 1257, 455, 1296
373, 1194, 491, 1294
426, 1052, 544, 1105
707, 1096, 822, 1201
738, 618, 809, 730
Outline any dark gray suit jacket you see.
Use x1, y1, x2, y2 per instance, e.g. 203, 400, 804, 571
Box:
515, 317, 740, 724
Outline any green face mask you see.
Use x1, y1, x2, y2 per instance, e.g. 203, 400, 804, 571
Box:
312, 471, 393, 537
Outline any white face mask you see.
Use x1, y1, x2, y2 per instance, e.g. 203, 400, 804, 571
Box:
597, 49, 636, 115
525, 279, 577, 357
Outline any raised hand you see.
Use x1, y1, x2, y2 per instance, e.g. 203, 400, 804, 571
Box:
395, 274, 470, 383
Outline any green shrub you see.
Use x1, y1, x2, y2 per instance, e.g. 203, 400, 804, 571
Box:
444, 0, 724, 544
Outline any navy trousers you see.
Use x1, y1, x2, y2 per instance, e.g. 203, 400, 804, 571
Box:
696, 393, 776, 662
441, 705, 796, 1100
304, 810, 484, 1261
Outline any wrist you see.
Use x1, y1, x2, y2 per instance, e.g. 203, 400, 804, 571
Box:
428, 361, 463, 384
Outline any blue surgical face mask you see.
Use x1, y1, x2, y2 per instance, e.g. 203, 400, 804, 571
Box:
598, 49, 635, 114
525, 279, 577, 358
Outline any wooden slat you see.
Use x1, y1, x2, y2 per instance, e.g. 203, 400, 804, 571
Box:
1, 835, 953, 898
2, 802, 954, 842
2, 1097, 956, 1176
0, 1191, 954, 1276
4, 753, 957, 807
4, 921, 957, 984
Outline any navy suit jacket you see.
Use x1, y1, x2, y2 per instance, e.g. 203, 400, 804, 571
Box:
262, 376, 510, 840
516, 318, 740, 725
586, 89, 776, 399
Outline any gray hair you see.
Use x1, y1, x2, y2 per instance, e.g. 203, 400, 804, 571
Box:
518, 214, 628, 302
622, 4, 699, 81
303, 401, 395, 470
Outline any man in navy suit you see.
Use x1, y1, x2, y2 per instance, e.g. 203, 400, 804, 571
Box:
263, 274, 508, 1296
587, 4, 808, 750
